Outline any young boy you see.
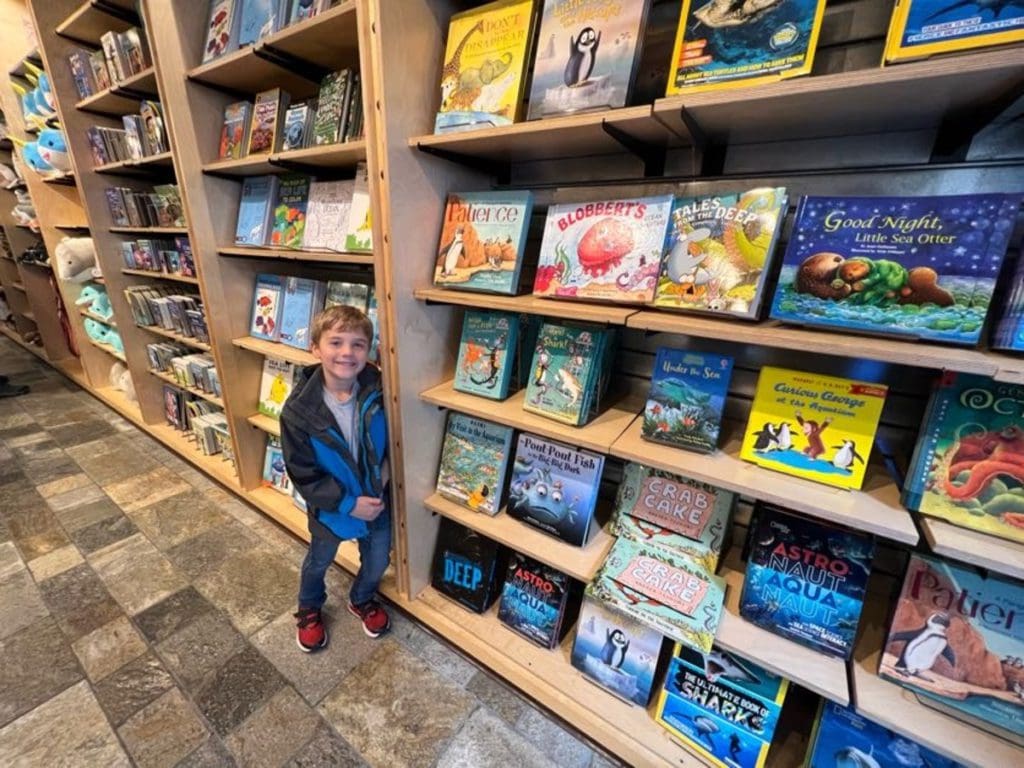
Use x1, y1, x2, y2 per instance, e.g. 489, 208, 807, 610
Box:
281, 305, 391, 650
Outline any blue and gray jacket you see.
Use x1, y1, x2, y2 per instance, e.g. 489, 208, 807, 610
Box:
280, 363, 388, 541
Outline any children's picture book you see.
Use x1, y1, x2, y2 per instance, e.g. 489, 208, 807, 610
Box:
880, 553, 1024, 742
324, 281, 369, 311
257, 357, 294, 418
250, 273, 284, 341
526, 0, 650, 120
507, 433, 603, 547
522, 321, 612, 426
435, 412, 514, 517
656, 643, 789, 768
262, 436, 291, 495
238, 0, 279, 47
740, 366, 888, 491
434, 0, 537, 134
653, 188, 788, 319
571, 595, 664, 707
533, 195, 673, 304
904, 372, 1024, 546
433, 191, 534, 294
303, 179, 354, 250
497, 551, 573, 649
219, 101, 252, 159
884, 0, 1024, 63
344, 161, 372, 252
234, 175, 279, 246
270, 174, 311, 248
992, 257, 1024, 352
588, 536, 726, 652
202, 0, 242, 62
247, 88, 290, 155
453, 310, 519, 400
769, 194, 1021, 346
278, 276, 324, 350
163, 384, 185, 430
665, 0, 827, 94
741, 504, 874, 659
431, 517, 507, 613
613, 462, 734, 572
642, 347, 733, 454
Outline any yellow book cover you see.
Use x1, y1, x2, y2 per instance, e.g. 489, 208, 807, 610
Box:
665, 0, 827, 95
883, 0, 1024, 63
740, 366, 888, 490
434, 0, 537, 134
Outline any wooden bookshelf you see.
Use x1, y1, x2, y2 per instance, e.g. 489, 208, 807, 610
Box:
137, 323, 210, 351
86, 336, 126, 362
94, 151, 174, 174
414, 287, 637, 325
56, 0, 138, 47
121, 268, 199, 285
41, 171, 75, 185
75, 66, 158, 116
149, 367, 224, 408
79, 307, 114, 325
203, 140, 367, 177
920, 518, 1024, 581
186, 46, 317, 99
218, 245, 374, 265
246, 413, 281, 437
232, 335, 317, 366
110, 226, 188, 234
260, 0, 359, 71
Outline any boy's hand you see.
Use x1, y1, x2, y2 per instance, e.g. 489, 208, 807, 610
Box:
351, 496, 385, 521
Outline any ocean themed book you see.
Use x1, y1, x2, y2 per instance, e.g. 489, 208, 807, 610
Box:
741, 505, 874, 659
433, 191, 534, 295
234, 175, 279, 246
435, 412, 514, 517
497, 551, 573, 649
258, 357, 294, 418
534, 195, 673, 303
507, 433, 603, 547
526, 0, 650, 120
237, 0, 280, 47
281, 102, 313, 151
665, 0, 827, 94
642, 347, 733, 454
219, 101, 251, 160
250, 273, 284, 341
653, 188, 787, 319
345, 161, 372, 252
453, 310, 518, 400
434, 0, 537, 134
278, 277, 325, 350
522, 321, 610, 426
431, 518, 507, 613
570, 595, 665, 707
769, 194, 1021, 346
262, 436, 291, 495
884, 0, 1024, 63
613, 462, 734, 572
270, 174, 311, 248
324, 281, 369, 311
740, 366, 888, 491
656, 643, 789, 768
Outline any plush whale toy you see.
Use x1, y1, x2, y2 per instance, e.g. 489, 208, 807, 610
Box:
54, 237, 100, 283
75, 284, 113, 320
36, 128, 71, 172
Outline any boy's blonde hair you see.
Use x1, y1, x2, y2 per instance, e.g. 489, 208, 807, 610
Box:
312, 304, 374, 345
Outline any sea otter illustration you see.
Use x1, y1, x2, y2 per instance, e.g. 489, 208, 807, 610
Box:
890, 612, 956, 678
796, 411, 831, 460
565, 27, 600, 87
601, 628, 629, 669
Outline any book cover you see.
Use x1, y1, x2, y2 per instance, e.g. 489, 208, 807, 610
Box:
884, 0, 1024, 63
431, 517, 507, 613
665, 0, 827, 94
642, 346, 734, 454
344, 161, 372, 252
324, 281, 369, 311
879, 553, 1024, 742
312, 69, 347, 146
281, 101, 313, 151
497, 552, 572, 649
453, 309, 519, 400
993, 257, 1024, 352
163, 384, 184, 429
507, 433, 604, 547
234, 175, 280, 245
741, 505, 874, 659
533, 195, 673, 303
769, 194, 1021, 346
139, 101, 166, 155
270, 174, 311, 248
247, 88, 289, 155
250, 273, 284, 341
278, 276, 322, 350
739, 366, 888, 491
652, 188, 788, 319
570, 595, 665, 707
90, 49, 111, 91
238, 0, 279, 47
202, 0, 242, 62
526, 0, 650, 120
435, 412, 515, 517
434, 0, 537, 134
522, 321, 605, 426
219, 101, 252, 160
302, 179, 353, 250
262, 435, 291, 494
433, 191, 534, 295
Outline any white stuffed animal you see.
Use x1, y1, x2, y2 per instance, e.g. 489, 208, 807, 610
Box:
109, 362, 136, 403
54, 236, 100, 283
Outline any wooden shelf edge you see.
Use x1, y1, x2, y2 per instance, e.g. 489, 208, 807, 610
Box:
218, 246, 374, 265
247, 413, 281, 437
86, 337, 126, 362
414, 287, 637, 325
149, 368, 224, 408
138, 323, 211, 351
121, 268, 199, 285
232, 335, 317, 366
79, 308, 116, 326
920, 517, 1024, 581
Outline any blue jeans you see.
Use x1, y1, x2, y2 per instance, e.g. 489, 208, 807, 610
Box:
297, 507, 392, 610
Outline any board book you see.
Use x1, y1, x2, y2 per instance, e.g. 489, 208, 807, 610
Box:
884, 0, 1024, 63
453, 309, 518, 400
431, 517, 506, 613
522, 321, 612, 426
497, 551, 573, 649
257, 357, 294, 418
262, 436, 291, 495
250, 273, 284, 341
435, 412, 514, 517
270, 174, 311, 248
234, 175, 279, 246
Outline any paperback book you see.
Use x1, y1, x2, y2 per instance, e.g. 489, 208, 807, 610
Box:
270, 174, 311, 248
250, 273, 284, 341
992, 256, 1024, 352
262, 436, 291, 495
302, 179, 353, 250
238, 0, 279, 47
497, 552, 573, 649
219, 101, 252, 160
234, 175, 279, 246
431, 518, 507, 613
522, 321, 612, 426
884, 0, 1024, 63
247, 88, 290, 155
281, 101, 314, 151
345, 161, 372, 252
278, 276, 325, 350
435, 412, 514, 517
453, 309, 519, 400
311, 69, 348, 146
258, 357, 294, 418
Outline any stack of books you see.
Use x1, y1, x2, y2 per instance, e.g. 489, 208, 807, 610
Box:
67, 26, 150, 99
106, 184, 185, 228
126, 286, 208, 344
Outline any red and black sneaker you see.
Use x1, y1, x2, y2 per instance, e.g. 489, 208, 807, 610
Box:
294, 607, 328, 652
347, 600, 390, 638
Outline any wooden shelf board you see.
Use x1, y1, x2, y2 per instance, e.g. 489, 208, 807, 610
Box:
76, 67, 159, 116
55, 223, 90, 231
186, 45, 317, 98
79, 308, 115, 326
86, 337, 126, 362
11, 282, 26, 292
414, 287, 636, 325
0, 323, 47, 360
260, 1, 359, 71
94, 151, 174, 174
42, 171, 76, 185
20, 261, 53, 272
218, 245, 374, 265
137, 323, 210, 351
149, 368, 224, 408
20, 310, 35, 322
56, 0, 138, 46
8, 50, 40, 78
247, 413, 281, 436
203, 140, 367, 176
202, 154, 277, 176
611, 418, 918, 544
419, 379, 641, 455
110, 226, 189, 235
121, 268, 199, 285
423, 492, 613, 583
232, 335, 317, 366
147, 422, 239, 489
92, 385, 142, 423
920, 517, 1024, 581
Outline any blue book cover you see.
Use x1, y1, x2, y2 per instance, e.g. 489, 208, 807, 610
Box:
453, 310, 519, 400
885, 0, 1024, 62
237, 0, 278, 47
497, 551, 572, 649
235, 175, 279, 245
740, 505, 874, 659
430, 517, 506, 613
277, 277, 322, 350
523, 321, 608, 426
770, 194, 1021, 346
435, 413, 515, 517
993, 257, 1024, 352
249, 273, 284, 341
642, 347, 733, 454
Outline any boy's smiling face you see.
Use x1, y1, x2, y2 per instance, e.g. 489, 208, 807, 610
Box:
313, 325, 369, 392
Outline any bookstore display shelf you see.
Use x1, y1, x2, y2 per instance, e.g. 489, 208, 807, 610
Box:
203, 140, 367, 177
10, 281, 26, 291
186, 45, 318, 99
246, 413, 280, 437
259, 0, 359, 72
217, 245, 374, 265
55, 0, 138, 47
94, 151, 174, 175
42, 171, 75, 185
149, 368, 224, 408
110, 226, 188, 235
20, 310, 34, 322
86, 336, 126, 362
419, 380, 642, 455
232, 335, 317, 366
79, 307, 114, 325
121, 268, 199, 285
75, 66, 159, 116
137, 323, 210, 351
611, 418, 918, 544
92, 384, 141, 423
148, 422, 240, 489
423, 492, 614, 583
920, 518, 1024, 581
413, 287, 636, 325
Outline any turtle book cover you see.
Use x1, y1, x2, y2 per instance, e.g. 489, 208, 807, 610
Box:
769, 194, 1021, 346
507, 433, 604, 546
430, 517, 507, 613
879, 553, 1024, 742
434, 0, 537, 134
642, 346, 734, 454
652, 188, 788, 319
497, 551, 573, 649
903, 372, 1024, 546
522, 321, 610, 426
741, 505, 875, 659
570, 594, 665, 707
453, 309, 519, 400
665, 0, 826, 94
433, 191, 534, 295
884, 0, 1024, 63
270, 175, 311, 249
525, 0, 651, 120
655, 643, 789, 768
435, 412, 514, 517
533, 195, 673, 304
739, 366, 888, 491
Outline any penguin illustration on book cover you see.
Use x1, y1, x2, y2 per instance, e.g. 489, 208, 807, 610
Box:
564, 27, 600, 87
600, 628, 629, 669
890, 612, 956, 678
832, 439, 864, 470
752, 422, 779, 451
438, 225, 465, 277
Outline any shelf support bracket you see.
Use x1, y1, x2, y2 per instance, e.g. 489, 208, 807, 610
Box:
255, 44, 329, 84
93, 0, 141, 24
678, 106, 725, 177
415, 143, 511, 185
600, 120, 665, 177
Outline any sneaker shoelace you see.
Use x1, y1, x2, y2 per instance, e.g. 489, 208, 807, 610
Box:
294, 609, 321, 628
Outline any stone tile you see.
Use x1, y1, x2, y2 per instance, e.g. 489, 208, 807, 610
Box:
74, 444, 161, 487
52, 495, 122, 533
0, 681, 130, 766
516, 707, 593, 768
589, 751, 627, 768
93, 652, 175, 726
193, 646, 287, 737
32, 406, 96, 429
176, 737, 238, 768
225, 686, 321, 768
6, 430, 53, 453
6, 505, 70, 560
72, 615, 148, 682
88, 533, 188, 615
319, 640, 475, 768
284, 721, 368, 768
164, 520, 264, 580
38, 562, 124, 641
156, 611, 246, 691
70, 513, 139, 555
0, 569, 49, 640
194, 549, 299, 635
20, 455, 84, 487
27, 543, 84, 581
0, 411, 34, 430
36, 471, 93, 498
0, 478, 47, 517
19, 393, 88, 421
118, 688, 208, 768
410, 631, 479, 687
104, 465, 191, 512
179, 467, 217, 492
437, 707, 554, 768
204, 487, 265, 527
0, 541, 23, 580
467, 670, 527, 726
47, 419, 118, 448
128, 490, 232, 550
0, 616, 83, 727
45, 481, 107, 512
135, 586, 218, 644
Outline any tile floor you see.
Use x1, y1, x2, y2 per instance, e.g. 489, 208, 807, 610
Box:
0, 338, 624, 768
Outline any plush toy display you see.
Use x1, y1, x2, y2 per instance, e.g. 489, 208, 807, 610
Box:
9, 135, 53, 174
75, 284, 113, 319
83, 316, 109, 343
0, 163, 23, 189
36, 128, 71, 172
105, 328, 124, 354
54, 237, 99, 283
108, 362, 137, 403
